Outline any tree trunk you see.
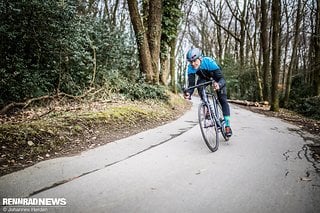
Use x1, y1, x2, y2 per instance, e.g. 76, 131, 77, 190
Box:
313, 0, 320, 95
284, 0, 303, 107
127, 0, 153, 83
239, 0, 247, 67
170, 38, 177, 93
147, 0, 162, 84
216, 5, 223, 61
246, 2, 263, 101
261, 0, 270, 102
281, 1, 290, 98
160, 48, 169, 85
142, 0, 149, 31
270, 0, 281, 112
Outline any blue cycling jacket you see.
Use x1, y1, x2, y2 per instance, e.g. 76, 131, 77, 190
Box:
187, 56, 226, 96
187, 57, 220, 74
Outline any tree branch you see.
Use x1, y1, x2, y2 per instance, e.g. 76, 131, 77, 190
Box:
0, 88, 95, 115
204, 1, 241, 43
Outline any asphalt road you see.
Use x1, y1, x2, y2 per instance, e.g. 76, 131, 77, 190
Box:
1, 98, 320, 213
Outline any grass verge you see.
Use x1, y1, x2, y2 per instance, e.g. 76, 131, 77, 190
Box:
0, 92, 191, 176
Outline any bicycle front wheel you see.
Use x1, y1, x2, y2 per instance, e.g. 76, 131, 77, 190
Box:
198, 103, 219, 152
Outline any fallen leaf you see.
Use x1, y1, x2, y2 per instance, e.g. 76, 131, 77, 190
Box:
300, 177, 312, 181
195, 169, 207, 175
27, 141, 34, 146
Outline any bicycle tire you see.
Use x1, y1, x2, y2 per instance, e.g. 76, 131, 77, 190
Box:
198, 103, 219, 152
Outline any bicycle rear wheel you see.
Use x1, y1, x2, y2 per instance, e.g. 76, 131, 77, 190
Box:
217, 103, 229, 141
198, 103, 219, 152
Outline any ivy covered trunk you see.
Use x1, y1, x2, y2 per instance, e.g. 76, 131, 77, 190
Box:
127, 0, 154, 83
147, 0, 162, 84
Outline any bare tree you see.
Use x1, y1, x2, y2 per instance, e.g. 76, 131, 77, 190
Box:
261, 0, 271, 102
225, 0, 248, 67
177, 0, 316, 108
245, 1, 263, 101
313, 0, 320, 95
103, 0, 121, 28
280, 0, 288, 98
176, 0, 194, 88
205, 0, 241, 62
283, 0, 304, 107
270, 0, 281, 112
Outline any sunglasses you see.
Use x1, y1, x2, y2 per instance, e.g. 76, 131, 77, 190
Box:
189, 59, 198, 63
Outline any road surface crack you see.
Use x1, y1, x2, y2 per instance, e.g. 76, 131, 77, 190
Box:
28, 124, 197, 197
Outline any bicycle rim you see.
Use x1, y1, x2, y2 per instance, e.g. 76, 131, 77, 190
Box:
198, 104, 219, 152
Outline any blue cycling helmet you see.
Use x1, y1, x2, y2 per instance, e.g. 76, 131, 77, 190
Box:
186, 48, 202, 62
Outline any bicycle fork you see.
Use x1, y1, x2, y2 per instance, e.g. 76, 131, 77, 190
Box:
210, 104, 222, 129
201, 90, 222, 129
203, 102, 221, 129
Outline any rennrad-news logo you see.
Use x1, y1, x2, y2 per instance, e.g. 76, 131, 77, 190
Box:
2, 197, 67, 206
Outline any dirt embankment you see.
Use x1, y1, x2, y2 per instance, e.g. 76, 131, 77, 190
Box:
1, 95, 319, 177
0, 93, 191, 176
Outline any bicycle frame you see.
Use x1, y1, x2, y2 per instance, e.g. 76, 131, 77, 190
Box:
201, 84, 225, 131
205, 91, 221, 127
185, 80, 221, 126
185, 80, 229, 152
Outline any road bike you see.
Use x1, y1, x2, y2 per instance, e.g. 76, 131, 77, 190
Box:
184, 80, 229, 152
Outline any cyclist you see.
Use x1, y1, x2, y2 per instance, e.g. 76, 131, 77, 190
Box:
184, 47, 232, 137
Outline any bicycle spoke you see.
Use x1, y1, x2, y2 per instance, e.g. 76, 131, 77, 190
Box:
198, 104, 219, 152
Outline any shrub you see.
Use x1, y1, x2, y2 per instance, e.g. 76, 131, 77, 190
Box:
288, 96, 320, 120
120, 82, 169, 101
